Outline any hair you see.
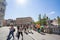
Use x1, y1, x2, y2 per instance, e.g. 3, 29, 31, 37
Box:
17, 26, 20, 30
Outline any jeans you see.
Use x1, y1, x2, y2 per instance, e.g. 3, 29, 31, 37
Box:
7, 31, 14, 40
17, 32, 23, 40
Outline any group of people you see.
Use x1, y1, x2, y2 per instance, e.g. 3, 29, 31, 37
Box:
7, 24, 33, 40
35, 24, 45, 33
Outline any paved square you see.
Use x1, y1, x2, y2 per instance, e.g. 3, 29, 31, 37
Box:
0, 27, 60, 40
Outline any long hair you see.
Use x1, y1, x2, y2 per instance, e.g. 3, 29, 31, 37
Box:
17, 26, 20, 30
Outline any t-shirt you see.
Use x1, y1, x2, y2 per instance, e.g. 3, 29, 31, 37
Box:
18, 27, 23, 32
10, 28, 15, 32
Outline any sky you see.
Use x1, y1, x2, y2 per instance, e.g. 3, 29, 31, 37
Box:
5, 0, 60, 21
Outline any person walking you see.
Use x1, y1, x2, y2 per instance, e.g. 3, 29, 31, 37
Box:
24, 25, 28, 35
16, 25, 23, 40
28, 24, 33, 34
36, 24, 40, 33
7, 24, 15, 40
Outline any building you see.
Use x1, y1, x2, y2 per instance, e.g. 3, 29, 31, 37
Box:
16, 17, 34, 26
0, 0, 6, 26
3, 19, 13, 26
3, 20, 7, 26
3, 19, 16, 26
6, 19, 13, 26
51, 19, 58, 25
44, 19, 60, 34
51, 19, 60, 34
6, 19, 16, 26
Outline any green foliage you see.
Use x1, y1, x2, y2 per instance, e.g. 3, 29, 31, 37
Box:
38, 14, 49, 25
33, 21, 40, 24
57, 16, 60, 25
41, 18, 47, 25
38, 14, 41, 25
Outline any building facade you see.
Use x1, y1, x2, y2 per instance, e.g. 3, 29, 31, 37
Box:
51, 19, 58, 25
6, 19, 13, 26
3, 20, 7, 26
3, 19, 16, 26
44, 19, 60, 34
51, 19, 60, 34
16, 17, 34, 26
0, 0, 6, 26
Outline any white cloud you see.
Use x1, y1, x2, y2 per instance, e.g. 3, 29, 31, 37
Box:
49, 11, 55, 15
46, 11, 55, 16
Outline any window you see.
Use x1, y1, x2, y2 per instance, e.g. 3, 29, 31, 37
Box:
0, 2, 6, 6
2, 9, 5, 13
2, 2, 6, 6
0, 8, 2, 12
0, 8, 5, 13
4, 0, 5, 1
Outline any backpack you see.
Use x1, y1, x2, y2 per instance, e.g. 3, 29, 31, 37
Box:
13, 28, 15, 32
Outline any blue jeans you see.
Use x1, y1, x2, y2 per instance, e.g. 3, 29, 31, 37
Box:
7, 31, 14, 40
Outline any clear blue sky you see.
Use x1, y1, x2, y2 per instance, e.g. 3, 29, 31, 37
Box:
5, 0, 60, 21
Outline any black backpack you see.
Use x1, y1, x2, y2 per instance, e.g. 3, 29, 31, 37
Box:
13, 28, 15, 32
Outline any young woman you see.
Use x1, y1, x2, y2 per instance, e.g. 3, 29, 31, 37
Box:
7, 24, 15, 40
24, 25, 28, 35
17, 25, 23, 40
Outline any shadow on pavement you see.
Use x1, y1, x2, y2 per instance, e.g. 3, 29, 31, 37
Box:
40, 32, 46, 35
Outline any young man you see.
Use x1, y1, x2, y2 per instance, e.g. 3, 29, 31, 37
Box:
17, 25, 23, 40
7, 24, 15, 40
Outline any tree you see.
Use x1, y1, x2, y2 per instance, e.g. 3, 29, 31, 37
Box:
38, 14, 49, 26
38, 14, 41, 25
35, 21, 40, 24
42, 14, 48, 25
57, 16, 60, 25
41, 18, 47, 25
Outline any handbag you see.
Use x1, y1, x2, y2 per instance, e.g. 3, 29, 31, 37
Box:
16, 32, 18, 37
13, 29, 15, 32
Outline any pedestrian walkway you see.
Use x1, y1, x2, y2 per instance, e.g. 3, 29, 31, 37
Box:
0, 27, 60, 40
0, 27, 34, 40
